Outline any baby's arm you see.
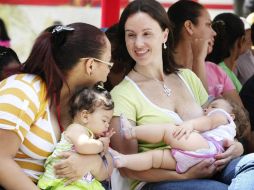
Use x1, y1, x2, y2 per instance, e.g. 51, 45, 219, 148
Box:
185, 111, 229, 132
173, 110, 231, 140
65, 124, 104, 154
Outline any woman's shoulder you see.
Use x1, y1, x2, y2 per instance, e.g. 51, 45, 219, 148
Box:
111, 77, 136, 95
1, 73, 46, 90
177, 68, 199, 80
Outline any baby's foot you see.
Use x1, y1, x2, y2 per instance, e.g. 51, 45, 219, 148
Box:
120, 114, 135, 139
108, 148, 126, 168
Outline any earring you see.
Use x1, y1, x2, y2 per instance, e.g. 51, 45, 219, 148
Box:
163, 42, 167, 49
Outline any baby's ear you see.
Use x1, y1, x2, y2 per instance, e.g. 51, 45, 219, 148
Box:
80, 110, 89, 123
230, 113, 235, 120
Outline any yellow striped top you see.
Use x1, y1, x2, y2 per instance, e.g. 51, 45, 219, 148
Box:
0, 74, 57, 182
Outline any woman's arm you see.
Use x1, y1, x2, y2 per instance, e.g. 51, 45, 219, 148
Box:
53, 151, 113, 184
0, 129, 39, 190
109, 116, 216, 181
222, 90, 243, 107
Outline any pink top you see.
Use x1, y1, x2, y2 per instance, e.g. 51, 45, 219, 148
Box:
0, 40, 10, 48
205, 61, 235, 97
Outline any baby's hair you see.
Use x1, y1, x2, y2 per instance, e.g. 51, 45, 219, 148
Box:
208, 97, 250, 138
228, 100, 250, 139
69, 82, 114, 119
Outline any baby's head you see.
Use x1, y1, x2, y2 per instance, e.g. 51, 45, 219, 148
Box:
69, 82, 114, 137
205, 98, 250, 138
204, 98, 233, 115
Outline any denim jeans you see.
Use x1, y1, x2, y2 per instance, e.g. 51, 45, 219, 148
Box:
142, 153, 254, 190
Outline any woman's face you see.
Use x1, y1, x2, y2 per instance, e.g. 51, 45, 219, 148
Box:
124, 12, 168, 66
192, 9, 216, 54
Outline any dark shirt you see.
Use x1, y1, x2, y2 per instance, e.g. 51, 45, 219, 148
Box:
240, 74, 254, 130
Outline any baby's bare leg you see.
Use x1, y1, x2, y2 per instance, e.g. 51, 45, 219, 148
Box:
133, 125, 209, 151
112, 149, 176, 171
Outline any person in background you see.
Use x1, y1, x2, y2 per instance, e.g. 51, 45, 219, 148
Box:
167, 1, 243, 111
206, 13, 245, 93
109, 0, 254, 190
240, 21, 254, 153
243, 0, 254, 17
0, 46, 21, 80
235, 17, 254, 85
0, 18, 10, 48
0, 23, 113, 190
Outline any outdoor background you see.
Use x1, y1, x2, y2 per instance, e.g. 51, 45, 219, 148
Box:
0, 0, 234, 62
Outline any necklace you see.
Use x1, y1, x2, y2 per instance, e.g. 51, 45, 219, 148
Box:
133, 68, 172, 97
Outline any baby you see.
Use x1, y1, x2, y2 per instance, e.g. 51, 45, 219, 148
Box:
112, 98, 248, 173
38, 83, 114, 190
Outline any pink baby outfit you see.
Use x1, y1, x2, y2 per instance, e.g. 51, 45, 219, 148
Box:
172, 109, 236, 173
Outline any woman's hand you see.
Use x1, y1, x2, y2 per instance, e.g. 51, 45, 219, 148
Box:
214, 140, 243, 171
54, 152, 88, 184
191, 38, 211, 63
183, 158, 216, 179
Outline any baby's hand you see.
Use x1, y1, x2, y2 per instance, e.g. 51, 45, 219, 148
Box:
104, 128, 115, 138
173, 122, 194, 140
99, 136, 110, 154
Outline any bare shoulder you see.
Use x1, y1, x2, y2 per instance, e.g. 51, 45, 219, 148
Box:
65, 123, 90, 137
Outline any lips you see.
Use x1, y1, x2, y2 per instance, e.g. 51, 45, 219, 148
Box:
134, 49, 149, 57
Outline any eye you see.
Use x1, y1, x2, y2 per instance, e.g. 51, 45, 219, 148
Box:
144, 32, 152, 36
126, 33, 136, 38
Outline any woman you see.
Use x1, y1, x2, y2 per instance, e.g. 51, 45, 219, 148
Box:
0, 46, 21, 80
0, 23, 113, 189
167, 0, 243, 107
206, 13, 245, 93
109, 0, 254, 190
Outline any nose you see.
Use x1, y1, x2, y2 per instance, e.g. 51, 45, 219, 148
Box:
134, 36, 144, 48
212, 28, 217, 37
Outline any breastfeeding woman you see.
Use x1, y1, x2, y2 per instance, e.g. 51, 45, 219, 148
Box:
109, 0, 254, 190
0, 23, 113, 189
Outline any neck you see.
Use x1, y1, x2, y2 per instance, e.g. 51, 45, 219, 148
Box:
224, 56, 236, 71
174, 41, 193, 69
133, 64, 164, 81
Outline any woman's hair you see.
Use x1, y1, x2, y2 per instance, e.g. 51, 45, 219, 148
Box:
0, 18, 10, 41
0, 46, 21, 80
206, 13, 245, 64
116, 0, 178, 75
167, 0, 205, 47
22, 23, 107, 104
251, 23, 254, 44
69, 82, 114, 119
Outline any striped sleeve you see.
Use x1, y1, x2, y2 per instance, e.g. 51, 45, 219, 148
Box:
0, 74, 40, 142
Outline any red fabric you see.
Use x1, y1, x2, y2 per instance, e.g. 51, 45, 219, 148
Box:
101, 0, 120, 28
0, 0, 68, 5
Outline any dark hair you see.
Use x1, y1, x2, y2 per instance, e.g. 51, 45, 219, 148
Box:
206, 13, 245, 64
167, 0, 205, 47
228, 100, 250, 139
69, 82, 114, 119
116, 0, 178, 75
0, 46, 21, 80
251, 23, 254, 44
22, 23, 107, 105
0, 18, 10, 41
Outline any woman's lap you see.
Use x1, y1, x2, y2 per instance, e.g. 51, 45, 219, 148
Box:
142, 153, 254, 190
141, 179, 228, 190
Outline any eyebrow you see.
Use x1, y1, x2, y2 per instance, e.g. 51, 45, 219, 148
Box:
125, 28, 153, 32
